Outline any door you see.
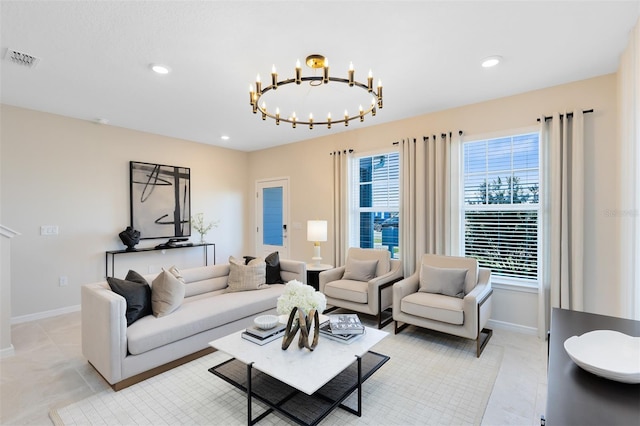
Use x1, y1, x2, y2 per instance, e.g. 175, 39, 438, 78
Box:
256, 178, 289, 258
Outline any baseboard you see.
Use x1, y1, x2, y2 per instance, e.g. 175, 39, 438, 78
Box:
11, 304, 81, 324
487, 319, 538, 336
0, 344, 15, 358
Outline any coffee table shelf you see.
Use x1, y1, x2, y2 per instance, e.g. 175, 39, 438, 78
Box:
209, 350, 389, 426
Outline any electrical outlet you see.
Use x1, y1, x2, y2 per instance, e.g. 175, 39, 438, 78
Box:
41, 225, 59, 236
59, 276, 68, 287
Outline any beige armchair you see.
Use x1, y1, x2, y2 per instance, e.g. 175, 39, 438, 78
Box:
319, 248, 403, 328
393, 254, 493, 357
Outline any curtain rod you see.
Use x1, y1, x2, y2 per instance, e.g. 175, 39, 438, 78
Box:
392, 130, 463, 145
329, 149, 354, 155
537, 109, 593, 122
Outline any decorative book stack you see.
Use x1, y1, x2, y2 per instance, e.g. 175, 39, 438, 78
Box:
329, 314, 365, 335
241, 323, 286, 345
319, 314, 366, 344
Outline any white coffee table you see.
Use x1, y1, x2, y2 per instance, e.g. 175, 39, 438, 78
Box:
209, 325, 388, 425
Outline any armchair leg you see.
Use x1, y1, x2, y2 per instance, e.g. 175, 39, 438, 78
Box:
377, 308, 393, 329
394, 321, 409, 334
476, 327, 493, 357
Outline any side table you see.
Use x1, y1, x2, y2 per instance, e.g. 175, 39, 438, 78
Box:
306, 263, 333, 290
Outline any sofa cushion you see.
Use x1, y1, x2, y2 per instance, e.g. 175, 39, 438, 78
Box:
151, 268, 186, 317
323, 280, 368, 304
227, 256, 267, 292
342, 258, 378, 282
419, 264, 467, 299
127, 284, 285, 355
180, 264, 230, 297
107, 270, 151, 326
401, 292, 464, 325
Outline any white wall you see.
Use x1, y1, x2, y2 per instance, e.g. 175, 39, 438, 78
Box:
0, 105, 250, 318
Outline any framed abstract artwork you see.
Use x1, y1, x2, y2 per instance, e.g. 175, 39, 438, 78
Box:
129, 161, 191, 239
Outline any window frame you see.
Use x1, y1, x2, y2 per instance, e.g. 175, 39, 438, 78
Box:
348, 148, 401, 258
459, 127, 542, 287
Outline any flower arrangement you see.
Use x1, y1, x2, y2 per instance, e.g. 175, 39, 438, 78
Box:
190, 213, 219, 242
277, 280, 327, 316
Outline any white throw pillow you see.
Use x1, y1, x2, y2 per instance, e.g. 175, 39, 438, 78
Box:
227, 256, 267, 292
342, 258, 379, 282
419, 264, 468, 299
151, 267, 186, 317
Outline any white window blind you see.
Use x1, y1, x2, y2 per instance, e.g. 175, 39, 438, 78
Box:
463, 133, 540, 280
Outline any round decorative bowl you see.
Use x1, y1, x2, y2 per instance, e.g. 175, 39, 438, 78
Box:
254, 314, 279, 330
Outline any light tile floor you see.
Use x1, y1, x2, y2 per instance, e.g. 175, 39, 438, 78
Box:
0, 311, 547, 425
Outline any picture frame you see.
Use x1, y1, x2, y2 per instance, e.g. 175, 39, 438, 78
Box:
129, 161, 191, 239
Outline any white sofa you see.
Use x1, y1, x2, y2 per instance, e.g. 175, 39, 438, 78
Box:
81, 259, 306, 390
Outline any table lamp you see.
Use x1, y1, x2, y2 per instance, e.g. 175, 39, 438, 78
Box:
307, 220, 327, 267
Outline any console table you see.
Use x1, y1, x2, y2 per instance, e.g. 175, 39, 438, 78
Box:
105, 243, 215, 277
546, 308, 640, 425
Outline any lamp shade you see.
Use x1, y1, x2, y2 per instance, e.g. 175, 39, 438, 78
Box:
307, 220, 327, 242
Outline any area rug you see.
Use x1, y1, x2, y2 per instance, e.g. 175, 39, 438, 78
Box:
50, 326, 503, 426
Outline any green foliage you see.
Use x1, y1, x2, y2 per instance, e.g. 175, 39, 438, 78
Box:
474, 176, 539, 205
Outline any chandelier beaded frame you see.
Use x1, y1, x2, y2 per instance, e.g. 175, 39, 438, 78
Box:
249, 54, 383, 129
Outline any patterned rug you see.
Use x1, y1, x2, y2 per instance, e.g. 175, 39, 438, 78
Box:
50, 326, 503, 425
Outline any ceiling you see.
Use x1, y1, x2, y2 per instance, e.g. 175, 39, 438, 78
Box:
1, 1, 639, 152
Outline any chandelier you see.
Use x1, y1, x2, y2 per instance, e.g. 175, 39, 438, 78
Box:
249, 54, 383, 129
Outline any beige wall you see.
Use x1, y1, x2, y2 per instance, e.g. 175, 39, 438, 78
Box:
248, 74, 623, 321
0, 105, 251, 318
0, 72, 627, 328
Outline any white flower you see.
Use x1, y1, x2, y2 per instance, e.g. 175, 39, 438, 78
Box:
277, 279, 327, 316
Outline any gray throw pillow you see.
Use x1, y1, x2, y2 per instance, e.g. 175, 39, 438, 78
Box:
419, 264, 468, 298
227, 256, 268, 292
151, 267, 186, 317
342, 258, 379, 282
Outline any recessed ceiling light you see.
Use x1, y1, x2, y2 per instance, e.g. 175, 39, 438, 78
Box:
481, 56, 502, 68
150, 64, 171, 74
220, 135, 230, 141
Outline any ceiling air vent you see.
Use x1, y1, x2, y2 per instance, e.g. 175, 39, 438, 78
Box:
4, 48, 40, 68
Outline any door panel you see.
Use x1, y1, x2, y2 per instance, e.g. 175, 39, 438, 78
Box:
256, 178, 289, 258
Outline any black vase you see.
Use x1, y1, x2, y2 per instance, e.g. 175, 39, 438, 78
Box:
119, 226, 140, 251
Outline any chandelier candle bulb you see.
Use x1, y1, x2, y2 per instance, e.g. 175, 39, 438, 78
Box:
323, 58, 329, 84
348, 62, 354, 86
256, 74, 261, 94
359, 105, 364, 122
261, 102, 267, 120
344, 110, 349, 126
295, 60, 302, 84
275, 107, 280, 125
377, 80, 383, 108
309, 113, 313, 129
327, 112, 332, 129
249, 85, 255, 105
368, 69, 373, 92
292, 112, 297, 128
271, 65, 278, 89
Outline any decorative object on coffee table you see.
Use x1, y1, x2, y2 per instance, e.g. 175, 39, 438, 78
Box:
118, 226, 140, 251
253, 314, 278, 330
190, 212, 218, 243
277, 280, 326, 351
281, 306, 320, 351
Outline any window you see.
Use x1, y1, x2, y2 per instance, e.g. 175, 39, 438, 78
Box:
462, 132, 540, 281
350, 152, 400, 258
